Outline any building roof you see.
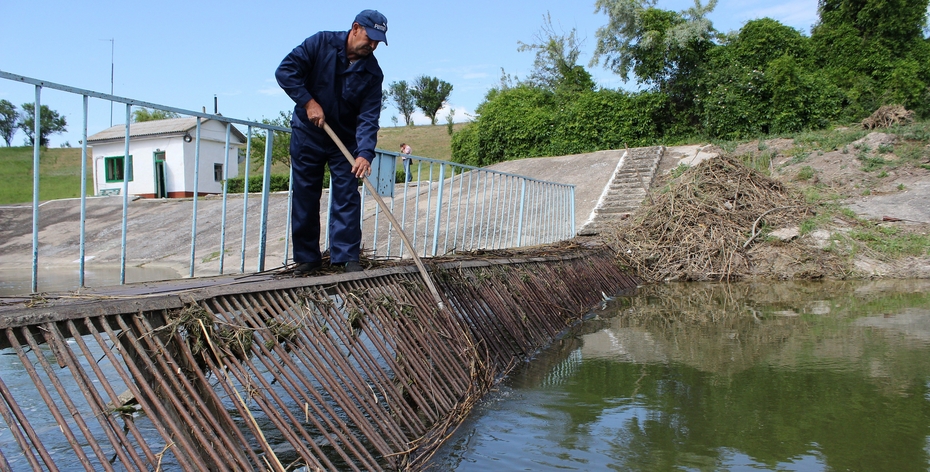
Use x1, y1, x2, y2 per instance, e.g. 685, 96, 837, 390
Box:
87, 117, 247, 144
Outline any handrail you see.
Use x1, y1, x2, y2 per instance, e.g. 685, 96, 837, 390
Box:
0, 70, 576, 294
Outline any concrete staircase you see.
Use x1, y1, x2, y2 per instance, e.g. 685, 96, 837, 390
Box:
577, 146, 664, 236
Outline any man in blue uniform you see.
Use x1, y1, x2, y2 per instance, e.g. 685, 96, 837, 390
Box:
276, 10, 388, 275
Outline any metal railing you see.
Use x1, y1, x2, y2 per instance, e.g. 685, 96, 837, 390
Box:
0, 70, 575, 293
338, 151, 575, 260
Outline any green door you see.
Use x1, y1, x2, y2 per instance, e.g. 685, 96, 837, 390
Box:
154, 152, 167, 198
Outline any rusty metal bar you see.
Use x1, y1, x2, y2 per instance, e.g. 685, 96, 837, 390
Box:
6, 329, 97, 471
96, 316, 211, 471
116, 315, 231, 468
212, 297, 368, 462
246, 288, 401, 457
65, 319, 159, 468
208, 293, 369, 471
261, 287, 420, 444
46, 322, 145, 470
131, 314, 260, 470
0, 371, 54, 471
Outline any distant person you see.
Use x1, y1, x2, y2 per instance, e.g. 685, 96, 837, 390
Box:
400, 143, 412, 182
275, 9, 388, 275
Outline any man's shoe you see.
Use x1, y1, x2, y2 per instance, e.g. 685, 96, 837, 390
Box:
343, 261, 364, 273
294, 261, 322, 276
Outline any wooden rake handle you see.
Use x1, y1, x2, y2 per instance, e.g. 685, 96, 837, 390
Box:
322, 122, 446, 311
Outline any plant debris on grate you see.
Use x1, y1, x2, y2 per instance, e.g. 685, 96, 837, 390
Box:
610, 155, 814, 282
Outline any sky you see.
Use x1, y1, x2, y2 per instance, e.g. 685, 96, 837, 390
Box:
0, 0, 818, 148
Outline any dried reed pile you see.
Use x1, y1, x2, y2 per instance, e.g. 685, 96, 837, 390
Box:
861, 104, 915, 129
612, 155, 813, 281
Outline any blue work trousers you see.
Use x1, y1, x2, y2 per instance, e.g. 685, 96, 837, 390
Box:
289, 128, 362, 265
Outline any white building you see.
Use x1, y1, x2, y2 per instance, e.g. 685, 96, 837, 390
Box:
87, 118, 246, 198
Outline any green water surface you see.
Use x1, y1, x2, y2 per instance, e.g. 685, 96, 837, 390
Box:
438, 280, 930, 472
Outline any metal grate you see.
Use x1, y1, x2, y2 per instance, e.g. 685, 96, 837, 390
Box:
0, 250, 639, 470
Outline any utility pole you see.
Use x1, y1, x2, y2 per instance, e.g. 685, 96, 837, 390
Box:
100, 38, 114, 126
109, 38, 114, 126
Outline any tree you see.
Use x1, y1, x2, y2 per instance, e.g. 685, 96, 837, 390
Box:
411, 76, 453, 125
387, 80, 416, 126
518, 13, 595, 93
132, 107, 181, 122
811, 0, 930, 117
0, 100, 17, 147
18, 103, 67, 147
249, 111, 292, 168
591, 0, 719, 129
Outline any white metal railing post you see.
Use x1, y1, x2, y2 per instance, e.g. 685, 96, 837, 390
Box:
240, 126, 252, 273
284, 165, 293, 266
257, 128, 274, 272
431, 164, 445, 256
79, 95, 88, 288
516, 179, 527, 247
188, 118, 202, 278
219, 123, 231, 274
30, 85, 42, 293
442, 167, 455, 254
568, 186, 575, 238
423, 163, 434, 256
399, 172, 409, 258
325, 177, 333, 250
120, 104, 131, 284
453, 168, 466, 252
412, 161, 423, 256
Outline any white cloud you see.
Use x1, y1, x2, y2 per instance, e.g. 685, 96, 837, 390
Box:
257, 87, 285, 97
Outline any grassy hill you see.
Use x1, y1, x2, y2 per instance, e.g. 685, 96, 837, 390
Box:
246, 122, 469, 176
376, 123, 468, 161
0, 147, 93, 204
1, 125, 469, 204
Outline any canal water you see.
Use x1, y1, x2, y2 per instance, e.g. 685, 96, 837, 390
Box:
0, 265, 181, 296
435, 280, 930, 471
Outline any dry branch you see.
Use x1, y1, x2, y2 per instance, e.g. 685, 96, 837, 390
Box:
610, 156, 813, 282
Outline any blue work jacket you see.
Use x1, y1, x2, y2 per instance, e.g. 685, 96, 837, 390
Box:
276, 30, 383, 161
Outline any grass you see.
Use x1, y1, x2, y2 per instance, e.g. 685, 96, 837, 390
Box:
849, 224, 930, 257
793, 126, 867, 151
6, 124, 468, 205
237, 122, 470, 182
796, 165, 815, 181
736, 150, 774, 175
376, 123, 467, 162
0, 147, 94, 204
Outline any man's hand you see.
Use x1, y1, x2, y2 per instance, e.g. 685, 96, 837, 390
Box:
352, 156, 372, 178
304, 99, 325, 128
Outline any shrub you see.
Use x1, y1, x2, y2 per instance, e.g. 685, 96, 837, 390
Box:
226, 173, 299, 193
450, 123, 480, 166
549, 90, 666, 155
470, 86, 555, 165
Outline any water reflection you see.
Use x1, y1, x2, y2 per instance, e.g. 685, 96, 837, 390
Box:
437, 280, 930, 471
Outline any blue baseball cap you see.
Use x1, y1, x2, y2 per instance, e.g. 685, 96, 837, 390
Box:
355, 10, 388, 45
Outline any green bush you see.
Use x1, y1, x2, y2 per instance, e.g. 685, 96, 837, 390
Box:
471, 86, 555, 165
451, 87, 666, 166
450, 124, 480, 166
549, 90, 666, 155
227, 173, 293, 193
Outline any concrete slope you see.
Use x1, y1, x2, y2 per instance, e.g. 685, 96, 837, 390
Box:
576, 146, 664, 236
484, 150, 625, 233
